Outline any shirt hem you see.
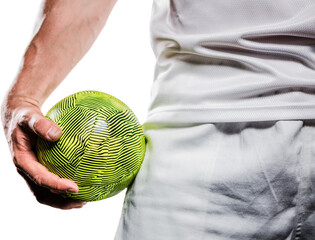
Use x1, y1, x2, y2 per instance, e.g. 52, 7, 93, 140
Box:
145, 105, 315, 123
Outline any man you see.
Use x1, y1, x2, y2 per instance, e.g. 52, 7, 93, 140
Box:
2, 0, 314, 239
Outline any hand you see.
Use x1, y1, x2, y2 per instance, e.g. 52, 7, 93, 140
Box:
1, 96, 86, 210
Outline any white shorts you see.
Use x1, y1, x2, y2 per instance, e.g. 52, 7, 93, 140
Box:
114, 120, 315, 240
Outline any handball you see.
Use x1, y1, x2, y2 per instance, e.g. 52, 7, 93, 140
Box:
36, 90, 146, 201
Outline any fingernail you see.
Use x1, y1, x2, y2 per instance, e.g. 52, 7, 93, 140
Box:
47, 127, 61, 140
67, 186, 79, 193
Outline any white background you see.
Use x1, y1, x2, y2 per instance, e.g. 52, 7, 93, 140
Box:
0, 1, 154, 239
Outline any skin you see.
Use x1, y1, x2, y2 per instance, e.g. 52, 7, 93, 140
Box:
1, 0, 118, 210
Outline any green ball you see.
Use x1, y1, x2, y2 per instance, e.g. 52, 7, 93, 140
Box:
36, 90, 146, 202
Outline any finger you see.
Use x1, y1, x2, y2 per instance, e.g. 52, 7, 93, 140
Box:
18, 169, 86, 210
14, 145, 78, 193
27, 112, 62, 141
38, 193, 87, 210
39, 195, 87, 210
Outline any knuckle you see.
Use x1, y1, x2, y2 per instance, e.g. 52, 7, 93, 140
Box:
15, 110, 39, 132
32, 118, 39, 130
33, 174, 43, 186
55, 179, 64, 191
12, 156, 21, 168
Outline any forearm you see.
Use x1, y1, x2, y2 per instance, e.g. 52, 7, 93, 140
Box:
7, 0, 117, 107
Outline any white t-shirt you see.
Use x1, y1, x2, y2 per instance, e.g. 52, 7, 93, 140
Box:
146, 0, 315, 123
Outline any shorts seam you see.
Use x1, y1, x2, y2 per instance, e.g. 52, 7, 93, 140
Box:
291, 133, 310, 240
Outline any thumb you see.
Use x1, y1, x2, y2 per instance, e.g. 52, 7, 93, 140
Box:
28, 113, 62, 141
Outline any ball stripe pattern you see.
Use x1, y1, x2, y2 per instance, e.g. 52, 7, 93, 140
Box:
36, 91, 146, 201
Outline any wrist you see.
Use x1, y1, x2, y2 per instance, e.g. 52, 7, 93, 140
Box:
6, 90, 41, 108
6, 72, 48, 108
1, 91, 41, 136
3, 90, 42, 125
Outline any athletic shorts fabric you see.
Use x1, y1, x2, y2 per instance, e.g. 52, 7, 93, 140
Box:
114, 119, 315, 240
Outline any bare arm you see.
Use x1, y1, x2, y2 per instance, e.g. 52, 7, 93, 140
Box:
8, 0, 117, 105
1, 0, 118, 209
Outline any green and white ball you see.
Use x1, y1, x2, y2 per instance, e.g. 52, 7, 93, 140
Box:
36, 91, 146, 202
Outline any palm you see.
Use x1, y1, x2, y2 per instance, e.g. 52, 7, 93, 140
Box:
3, 103, 86, 209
